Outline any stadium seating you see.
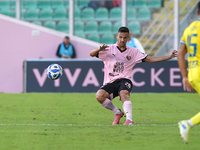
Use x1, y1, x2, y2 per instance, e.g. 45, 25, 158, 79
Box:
127, 8, 136, 20
113, 21, 121, 34
75, 32, 86, 38
0, 1, 10, 9
54, 7, 68, 20
74, 21, 84, 33
137, 7, 151, 21
74, 7, 81, 20
10, 1, 16, 9
23, 1, 37, 9
78, 0, 89, 8
128, 21, 141, 34
134, 0, 147, 8
99, 21, 112, 34
81, 7, 95, 20
85, 21, 98, 34
110, 7, 121, 20
101, 34, 114, 44
0, 8, 11, 17
51, 1, 64, 9
25, 8, 39, 20
87, 34, 100, 43
56, 21, 69, 33
147, 0, 162, 8
39, 8, 53, 20
32, 21, 42, 26
95, 7, 108, 20
38, 1, 51, 9
44, 21, 56, 29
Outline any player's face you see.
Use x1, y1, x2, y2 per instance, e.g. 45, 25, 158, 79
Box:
117, 32, 129, 48
64, 38, 69, 44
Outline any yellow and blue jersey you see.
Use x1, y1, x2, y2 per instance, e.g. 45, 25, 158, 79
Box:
180, 19, 200, 85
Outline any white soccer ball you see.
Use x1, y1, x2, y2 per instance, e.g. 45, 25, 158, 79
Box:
46, 64, 63, 80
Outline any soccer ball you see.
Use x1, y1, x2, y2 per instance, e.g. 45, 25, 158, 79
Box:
46, 64, 63, 80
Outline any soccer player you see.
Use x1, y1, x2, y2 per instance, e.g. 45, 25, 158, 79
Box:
178, 1, 200, 144
90, 27, 177, 125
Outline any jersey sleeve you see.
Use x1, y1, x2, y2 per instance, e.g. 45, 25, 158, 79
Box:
133, 48, 148, 63
180, 27, 188, 45
98, 46, 110, 61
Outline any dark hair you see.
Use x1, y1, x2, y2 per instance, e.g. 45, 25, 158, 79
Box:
65, 36, 69, 39
118, 27, 129, 33
198, 1, 200, 11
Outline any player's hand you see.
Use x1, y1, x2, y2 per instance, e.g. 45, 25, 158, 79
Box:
182, 77, 195, 93
169, 50, 178, 59
61, 54, 66, 58
99, 44, 109, 52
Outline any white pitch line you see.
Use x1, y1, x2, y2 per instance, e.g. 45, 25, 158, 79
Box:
0, 123, 180, 127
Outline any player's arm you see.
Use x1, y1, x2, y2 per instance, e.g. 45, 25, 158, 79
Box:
177, 44, 195, 93
144, 50, 177, 63
90, 44, 108, 57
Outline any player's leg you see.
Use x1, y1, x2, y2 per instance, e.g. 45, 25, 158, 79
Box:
96, 88, 123, 124
178, 79, 200, 143
118, 79, 134, 125
119, 90, 134, 125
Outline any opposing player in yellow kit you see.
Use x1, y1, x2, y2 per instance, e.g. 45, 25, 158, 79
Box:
178, 1, 200, 144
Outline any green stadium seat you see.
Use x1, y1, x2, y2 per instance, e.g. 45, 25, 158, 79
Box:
113, 21, 121, 34
137, 7, 151, 21
20, 9, 26, 20
0, 1, 10, 9
0, 8, 11, 17
39, 8, 53, 20
128, 21, 141, 34
95, 7, 108, 21
51, 1, 64, 9
10, 1, 16, 9
147, 0, 162, 8
75, 32, 86, 38
133, 0, 147, 8
25, 8, 39, 20
127, 0, 133, 7
101, 34, 114, 44
74, 7, 80, 20
96, 7, 108, 21
87, 34, 100, 43
32, 21, 42, 26
38, 1, 51, 9
54, 7, 68, 20
85, 21, 98, 34
23, 1, 37, 9
78, 0, 89, 8
44, 21, 56, 29
99, 21, 112, 34
110, 7, 121, 20
81, 7, 95, 20
127, 8, 136, 20
74, 21, 84, 33
56, 21, 69, 33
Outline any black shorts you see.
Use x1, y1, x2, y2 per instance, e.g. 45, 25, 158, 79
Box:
100, 78, 133, 100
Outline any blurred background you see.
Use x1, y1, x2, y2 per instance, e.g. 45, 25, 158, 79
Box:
0, 0, 198, 93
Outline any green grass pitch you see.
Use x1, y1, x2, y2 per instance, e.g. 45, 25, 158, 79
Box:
0, 93, 199, 150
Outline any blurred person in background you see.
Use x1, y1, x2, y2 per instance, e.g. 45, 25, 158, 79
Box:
178, 1, 200, 144
56, 36, 76, 59
126, 31, 145, 53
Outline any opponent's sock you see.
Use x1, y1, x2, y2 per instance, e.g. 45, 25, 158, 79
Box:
123, 101, 132, 121
189, 112, 200, 126
101, 98, 119, 114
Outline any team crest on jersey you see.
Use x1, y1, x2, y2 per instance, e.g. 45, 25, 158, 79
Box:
125, 82, 131, 89
126, 56, 131, 60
